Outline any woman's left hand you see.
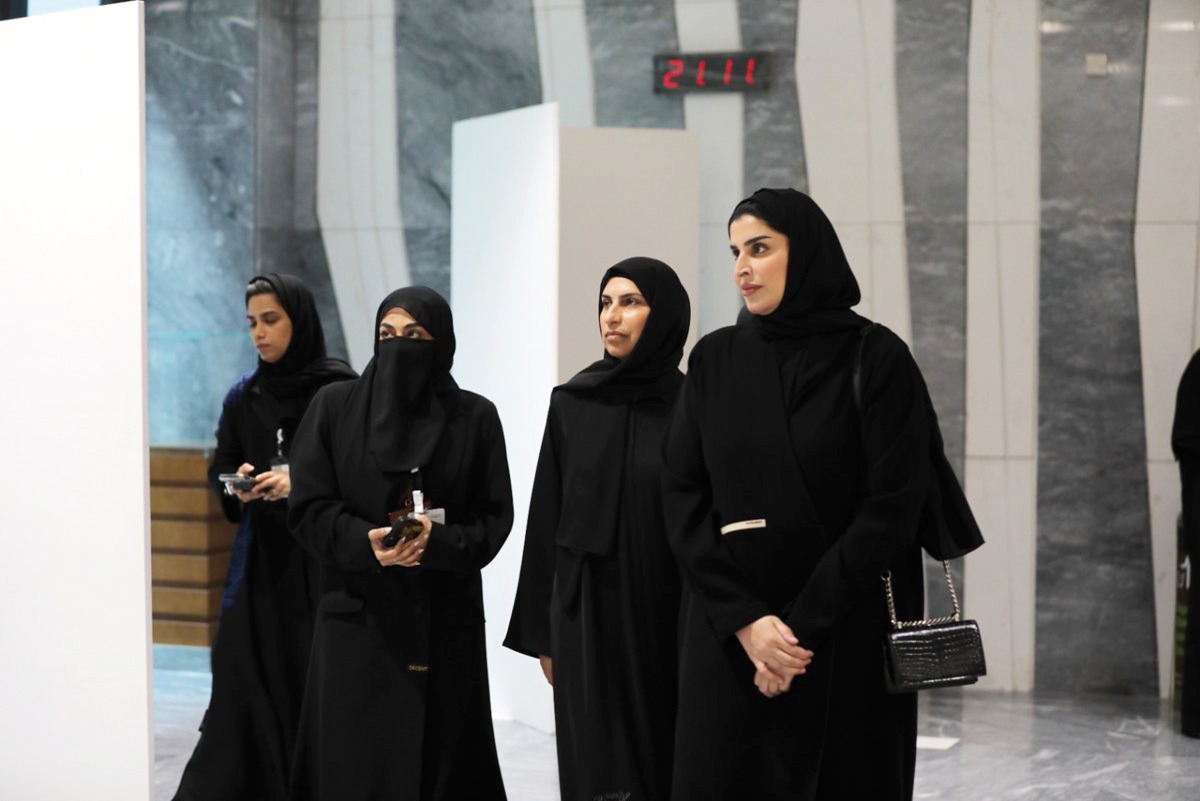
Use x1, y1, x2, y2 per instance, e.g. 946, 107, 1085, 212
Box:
254, 470, 292, 502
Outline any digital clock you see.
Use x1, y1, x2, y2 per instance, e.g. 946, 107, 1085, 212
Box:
653, 51, 771, 94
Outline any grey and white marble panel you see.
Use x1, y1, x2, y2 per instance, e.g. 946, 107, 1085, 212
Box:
739, 0, 806, 194
1036, 2, 1155, 695
584, 0, 684, 129
395, 0, 542, 251
895, 1, 970, 616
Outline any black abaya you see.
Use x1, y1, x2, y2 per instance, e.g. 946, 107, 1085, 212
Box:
664, 189, 981, 801
1172, 348, 1200, 738
173, 274, 355, 801
505, 258, 690, 801
286, 287, 514, 801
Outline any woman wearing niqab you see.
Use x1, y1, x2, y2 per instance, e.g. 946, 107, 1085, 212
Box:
1173, 349, 1200, 738
173, 273, 356, 801
505, 258, 691, 801
286, 286, 514, 800
663, 189, 983, 800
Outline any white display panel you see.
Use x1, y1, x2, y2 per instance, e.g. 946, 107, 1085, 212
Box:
0, 4, 152, 799
452, 103, 699, 733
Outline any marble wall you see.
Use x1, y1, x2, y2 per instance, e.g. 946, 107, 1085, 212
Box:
739, 0, 806, 194
1036, 0, 1156, 695
146, 0, 344, 445
396, 0, 542, 299
895, 0, 970, 618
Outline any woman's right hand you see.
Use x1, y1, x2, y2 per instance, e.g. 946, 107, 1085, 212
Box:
735, 615, 813, 697
231, 463, 264, 503
538, 655, 553, 686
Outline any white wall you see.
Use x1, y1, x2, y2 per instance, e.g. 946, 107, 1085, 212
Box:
0, 4, 153, 799
452, 104, 699, 732
452, 104, 563, 733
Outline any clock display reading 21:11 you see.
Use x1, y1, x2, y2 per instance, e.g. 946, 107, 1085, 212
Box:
653, 52, 771, 94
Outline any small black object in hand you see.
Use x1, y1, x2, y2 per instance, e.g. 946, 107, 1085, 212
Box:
382, 516, 424, 549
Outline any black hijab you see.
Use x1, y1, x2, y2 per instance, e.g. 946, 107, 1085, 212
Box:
361, 286, 460, 474
1174, 349, 1200, 463
730, 188, 870, 339
560, 257, 691, 402
248, 273, 355, 416
553, 258, 691, 557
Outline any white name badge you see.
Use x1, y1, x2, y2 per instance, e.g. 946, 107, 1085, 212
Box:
719, 519, 767, 536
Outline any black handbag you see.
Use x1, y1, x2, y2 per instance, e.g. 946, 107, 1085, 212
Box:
881, 562, 986, 692
853, 323, 987, 692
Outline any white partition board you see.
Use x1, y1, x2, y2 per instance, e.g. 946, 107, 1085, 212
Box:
0, 4, 152, 799
452, 103, 699, 732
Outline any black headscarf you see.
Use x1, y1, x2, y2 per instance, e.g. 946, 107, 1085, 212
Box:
730, 188, 870, 339
552, 258, 691, 557
1175, 349, 1200, 463
362, 286, 460, 474
250, 273, 355, 399
560, 257, 691, 402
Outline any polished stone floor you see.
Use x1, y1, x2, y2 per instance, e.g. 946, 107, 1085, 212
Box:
154, 646, 1200, 800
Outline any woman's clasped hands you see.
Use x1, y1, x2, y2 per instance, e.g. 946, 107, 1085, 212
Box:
367, 514, 432, 568
735, 615, 814, 698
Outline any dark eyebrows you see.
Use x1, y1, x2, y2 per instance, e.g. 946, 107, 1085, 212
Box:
402, 323, 425, 333
600, 292, 646, 302
741, 235, 771, 247
379, 321, 396, 333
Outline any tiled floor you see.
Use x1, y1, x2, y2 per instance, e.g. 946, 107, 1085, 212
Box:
154, 646, 1200, 800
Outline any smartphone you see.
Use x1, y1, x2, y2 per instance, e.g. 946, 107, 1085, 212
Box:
382, 516, 424, 549
218, 473, 259, 492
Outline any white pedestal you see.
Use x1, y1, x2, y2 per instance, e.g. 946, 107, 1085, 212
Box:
0, 4, 152, 799
451, 103, 699, 732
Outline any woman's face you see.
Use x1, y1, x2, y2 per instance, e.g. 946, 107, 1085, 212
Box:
599, 276, 649, 360
730, 214, 789, 316
378, 307, 433, 341
247, 292, 293, 364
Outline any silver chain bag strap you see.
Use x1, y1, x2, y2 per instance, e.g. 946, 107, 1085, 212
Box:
854, 324, 987, 693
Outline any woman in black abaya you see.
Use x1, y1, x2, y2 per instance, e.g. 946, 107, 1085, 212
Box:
1173, 349, 1200, 738
663, 189, 982, 800
173, 274, 355, 801
287, 286, 514, 801
505, 258, 690, 801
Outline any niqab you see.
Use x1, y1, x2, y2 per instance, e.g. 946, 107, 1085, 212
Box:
361, 286, 459, 474
554, 257, 690, 555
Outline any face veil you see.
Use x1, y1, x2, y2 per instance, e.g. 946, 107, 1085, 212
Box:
363, 286, 460, 474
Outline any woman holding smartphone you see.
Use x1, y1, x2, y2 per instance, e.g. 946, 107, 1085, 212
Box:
506, 257, 691, 801
173, 273, 355, 801
287, 286, 514, 801
662, 189, 981, 800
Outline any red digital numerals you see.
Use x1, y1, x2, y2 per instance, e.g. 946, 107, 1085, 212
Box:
657, 53, 765, 93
